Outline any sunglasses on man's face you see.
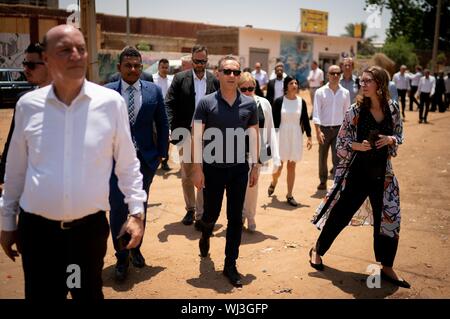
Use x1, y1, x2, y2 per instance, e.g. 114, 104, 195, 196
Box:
192, 59, 208, 65
22, 61, 45, 70
240, 86, 255, 93
221, 69, 241, 76
328, 72, 342, 76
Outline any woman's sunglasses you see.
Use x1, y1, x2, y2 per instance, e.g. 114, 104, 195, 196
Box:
240, 86, 255, 93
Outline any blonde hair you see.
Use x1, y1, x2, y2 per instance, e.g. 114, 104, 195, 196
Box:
238, 71, 256, 86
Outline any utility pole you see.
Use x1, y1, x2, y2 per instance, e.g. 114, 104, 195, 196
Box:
431, 0, 442, 72
126, 0, 130, 45
80, 0, 99, 83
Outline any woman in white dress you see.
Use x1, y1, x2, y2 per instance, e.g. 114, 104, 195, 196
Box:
239, 72, 280, 231
268, 76, 312, 206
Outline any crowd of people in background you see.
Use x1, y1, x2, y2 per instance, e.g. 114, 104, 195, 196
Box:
4, 27, 450, 298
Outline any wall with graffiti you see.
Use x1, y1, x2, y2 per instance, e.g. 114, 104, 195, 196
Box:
0, 33, 30, 68
279, 34, 313, 88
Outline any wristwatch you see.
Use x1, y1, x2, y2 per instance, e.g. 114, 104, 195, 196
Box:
129, 212, 144, 221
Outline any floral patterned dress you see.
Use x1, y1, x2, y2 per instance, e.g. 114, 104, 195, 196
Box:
312, 100, 403, 239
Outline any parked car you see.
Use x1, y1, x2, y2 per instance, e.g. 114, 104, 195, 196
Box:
0, 68, 34, 108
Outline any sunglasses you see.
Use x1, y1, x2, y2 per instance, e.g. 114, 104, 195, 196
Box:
240, 86, 255, 93
328, 72, 341, 76
221, 69, 242, 76
22, 61, 45, 70
192, 59, 208, 65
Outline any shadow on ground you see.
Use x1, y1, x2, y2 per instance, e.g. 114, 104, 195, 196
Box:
308, 265, 399, 299
186, 257, 256, 294
103, 264, 166, 292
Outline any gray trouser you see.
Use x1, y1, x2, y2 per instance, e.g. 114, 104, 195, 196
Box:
318, 125, 340, 184
179, 148, 203, 219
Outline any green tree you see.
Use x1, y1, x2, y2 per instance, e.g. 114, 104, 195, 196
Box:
365, 0, 450, 51
382, 36, 419, 68
342, 22, 377, 57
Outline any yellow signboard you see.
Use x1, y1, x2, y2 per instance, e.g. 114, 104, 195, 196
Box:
301, 9, 328, 35
354, 23, 362, 38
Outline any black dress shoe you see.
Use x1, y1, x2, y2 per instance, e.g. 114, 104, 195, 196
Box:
381, 270, 411, 289
199, 236, 210, 257
130, 249, 146, 268
267, 183, 276, 196
223, 265, 242, 287
182, 210, 195, 225
114, 258, 129, 282
309, 248, 324, 271
194, 220, 202, 232
160, 160, 171, 171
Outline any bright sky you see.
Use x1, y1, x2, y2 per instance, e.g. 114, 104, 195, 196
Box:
59, 0, 391, 42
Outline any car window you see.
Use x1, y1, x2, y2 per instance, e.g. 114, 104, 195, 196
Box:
0, 71, 8, 81
10, 71, 27, 81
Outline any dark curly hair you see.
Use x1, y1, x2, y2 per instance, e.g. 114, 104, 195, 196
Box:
356, 65, 391, 114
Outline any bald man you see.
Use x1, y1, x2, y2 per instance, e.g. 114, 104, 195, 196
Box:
0, 25, 146, 300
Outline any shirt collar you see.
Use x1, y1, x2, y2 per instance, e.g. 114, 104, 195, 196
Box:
47, 79, 91, 105
121, 79, 141, 92
193, 70, 207, 81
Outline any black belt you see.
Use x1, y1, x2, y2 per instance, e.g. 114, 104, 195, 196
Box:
20, 208, 105, 230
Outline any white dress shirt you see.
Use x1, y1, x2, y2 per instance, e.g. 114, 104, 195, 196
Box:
121, 79, 142, 115
313, 83, 350, 126
193, 70, 207, 108
152, 72, 173, 98
410, 72, 422, 87
393, 72, 410, 90
307, 68, 324, 88
251, 69, 269, 87
274, 79, 284, 101
1, 80, 147, 231
417, 76, 436, 96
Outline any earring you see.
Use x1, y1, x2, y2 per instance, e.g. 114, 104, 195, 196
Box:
377, 89, 382, 96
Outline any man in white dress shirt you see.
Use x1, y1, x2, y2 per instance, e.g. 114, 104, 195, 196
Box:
313, 65, 350, 190
408, 65, 422, 111
251, 62, 269, 91
153, 58, 173, 171
393, 65, 410, 119
308, 60, 324, 116
417, 69, 436, 124
0, 25, 146, 300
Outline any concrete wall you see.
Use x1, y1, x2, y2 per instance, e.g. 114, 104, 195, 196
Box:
313, 35, 358, 63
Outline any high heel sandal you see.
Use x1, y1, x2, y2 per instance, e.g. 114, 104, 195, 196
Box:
267, 183, 276, 196
309, 248, 324, 271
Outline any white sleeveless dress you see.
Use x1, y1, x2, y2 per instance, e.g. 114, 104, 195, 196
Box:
278, 96, 304, 162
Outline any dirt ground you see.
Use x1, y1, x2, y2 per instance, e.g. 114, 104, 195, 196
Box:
0, 91, 449, 299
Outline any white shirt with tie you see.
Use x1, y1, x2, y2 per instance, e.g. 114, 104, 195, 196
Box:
121, 79, 142, 117
0, 80, 147, 231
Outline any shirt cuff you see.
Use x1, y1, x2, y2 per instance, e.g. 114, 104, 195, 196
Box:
1, 215, 18, 231
128, 201, 145, 215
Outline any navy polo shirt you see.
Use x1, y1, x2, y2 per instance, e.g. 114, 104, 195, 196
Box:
193, 90, 258, 167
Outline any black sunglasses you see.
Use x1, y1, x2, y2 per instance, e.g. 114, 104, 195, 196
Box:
328, 71, 342, 76
221, 69, 241, 76
22, 61, 45, 70
240, 86, 255, 92
192, 59, 208, 65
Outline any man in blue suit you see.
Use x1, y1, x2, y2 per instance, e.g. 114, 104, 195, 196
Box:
105, 46, 169, 281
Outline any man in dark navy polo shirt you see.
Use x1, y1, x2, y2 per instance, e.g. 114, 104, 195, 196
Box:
192, 55, 260, 287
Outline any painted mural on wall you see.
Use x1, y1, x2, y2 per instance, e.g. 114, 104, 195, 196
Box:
0, 33, 30, 68
279, 34, 313, 88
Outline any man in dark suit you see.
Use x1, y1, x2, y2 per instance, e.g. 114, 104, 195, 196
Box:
265, 62, 285, 106
105, 46, 169, 281
165, 45, 219, 229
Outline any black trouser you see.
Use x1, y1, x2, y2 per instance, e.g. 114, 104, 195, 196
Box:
318, 126, 340, 184
419, 92, 431, 121
409, 86, 419, 111
315, 170, 398, 267
201, 163, 249, 267
397, 89, 407, 116
18, 209, 109, 300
